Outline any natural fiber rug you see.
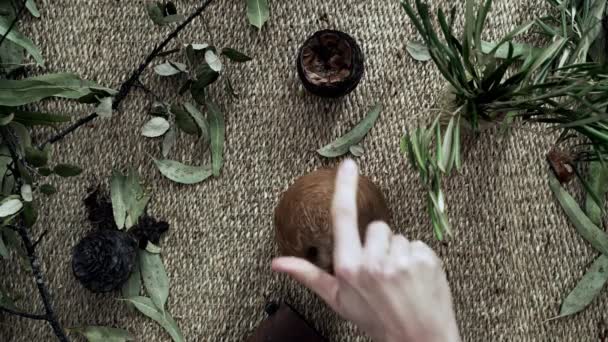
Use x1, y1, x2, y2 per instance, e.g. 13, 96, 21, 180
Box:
0, 0, 605, 340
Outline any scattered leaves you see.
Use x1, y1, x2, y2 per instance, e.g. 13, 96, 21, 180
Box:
207, 100, 224, 177
69, 326, 133, 342
317, 104, 382, 157
405, 41, 431, 61
53, 164, 83, 177
558, 255, 608, 319
349, 144, 364, 157
0, 198, 22, 217
139, 249, 169, 312
39, 184, 56, 195
247, 0, 270, 29
221, 48, 252, 62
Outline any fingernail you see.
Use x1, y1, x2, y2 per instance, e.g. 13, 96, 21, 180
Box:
342, 159, 357, 176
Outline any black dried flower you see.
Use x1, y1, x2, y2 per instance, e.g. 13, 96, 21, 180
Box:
297, 30, 364, 98
84, 187, 116, 230
128, 215, 169, 249
547, 149, 575, 184
72, 229, 137, 293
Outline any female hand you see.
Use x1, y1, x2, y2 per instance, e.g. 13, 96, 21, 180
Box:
272, 159, 460, 342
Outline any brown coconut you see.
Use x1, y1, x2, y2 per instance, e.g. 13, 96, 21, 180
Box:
274, 168, 390, 273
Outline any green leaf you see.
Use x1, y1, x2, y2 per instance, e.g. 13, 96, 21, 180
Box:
405, 41, 431, 61
207, 100, 224, 177
145, 242, 161, 254
95, 97, 113, 118
195, 63, 219, 88
439, 116, 456, 173
20, 184, 32, 202
0, 113, 13, 126
558, 255, 608, 318
125, 296, 184, 342
0, 198, 22, 217
23, 201, 37, 226
24, 146, 47, 167
111, 170, 127, 229
8, 122, 31, 155
549, 172, 608, 256
0, 39, 25, 75
0, 233, 8, 258
123, 169, 150, 229
162, 14, 185, 24
146, 2, 165, 25
154, 62, 186, 76
122, 255, 141, 311
0, 74, 116, 107
480, 40, 537, 60
349, 144, 364, 157
53, 164, 82, 177
317, 104, 382, 158
25, 0, 40, 18
153, 159, 213, 184
69, 326, 133, 342
190, 80, 206, 106
247, 0, 270, 29
37, 167, 52, 176
39, 184, 57, 195
161, 126, 176, 158
12, 110, 70, 127
139, 249, 169, 312
585, 161, 608, 226
0, 16, 43, 66
171, 105, 199, 136
221, 48, 252, 62
141, 117, 170, 138
183, 102, 209, 140
204, 50, 222, 72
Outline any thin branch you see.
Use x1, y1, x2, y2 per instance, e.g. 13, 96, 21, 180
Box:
32, 230, 48, 249
0, 305, 48, 321
0, 0, 28, 50
40, 0, 214, 148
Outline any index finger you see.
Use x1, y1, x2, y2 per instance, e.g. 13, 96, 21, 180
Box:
331, 159, 362, 262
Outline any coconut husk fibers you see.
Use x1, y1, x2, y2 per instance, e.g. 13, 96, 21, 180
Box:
0, 0, 605, 341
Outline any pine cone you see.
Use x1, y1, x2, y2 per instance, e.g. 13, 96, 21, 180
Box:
72, 229, 137, 293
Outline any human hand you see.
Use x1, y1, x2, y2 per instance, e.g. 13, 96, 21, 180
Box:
272, 159, 460, 342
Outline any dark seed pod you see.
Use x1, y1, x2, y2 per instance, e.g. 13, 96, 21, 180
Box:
547, 149, 575, 183
128, 215, 169, 249
72, 229, 137, 293
274, 168, 390, 273
296, 30, 364, 98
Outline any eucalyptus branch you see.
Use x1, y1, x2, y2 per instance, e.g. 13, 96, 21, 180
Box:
0, 127, 70, 342
0, 305, 47, 321
0, 0, 28, 50
40, 0, 214, 148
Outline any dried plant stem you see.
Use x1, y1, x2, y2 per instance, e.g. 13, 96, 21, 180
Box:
41, 0, 215, 147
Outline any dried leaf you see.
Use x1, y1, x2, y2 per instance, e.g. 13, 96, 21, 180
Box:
0, 198, 22, 217
207, 100, 224, 177
141, 117, 170, 138
161, 126, 176, 158
406, 41, 431, 61
317, 104, 382, 158
153, 159, 213, 184
69, 326, 133, 342
125, 296, 184, 342
204, 50, 222, 72
20, 184, 32, 202
558, 255, 608, 318
221, 48, 252, 62
139, 249, 169, 312
53, 164, 82, 177
247, 0, 270, 29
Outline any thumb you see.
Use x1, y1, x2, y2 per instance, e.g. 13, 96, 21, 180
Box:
272, 257, 338, 307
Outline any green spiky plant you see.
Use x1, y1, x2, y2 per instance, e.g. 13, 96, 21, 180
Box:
400, 0, 608, 240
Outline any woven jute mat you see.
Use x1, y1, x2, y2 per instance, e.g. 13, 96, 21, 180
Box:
0, 0, 605, 340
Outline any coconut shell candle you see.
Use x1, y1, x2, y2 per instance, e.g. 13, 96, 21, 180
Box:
274, 167, 390, 272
